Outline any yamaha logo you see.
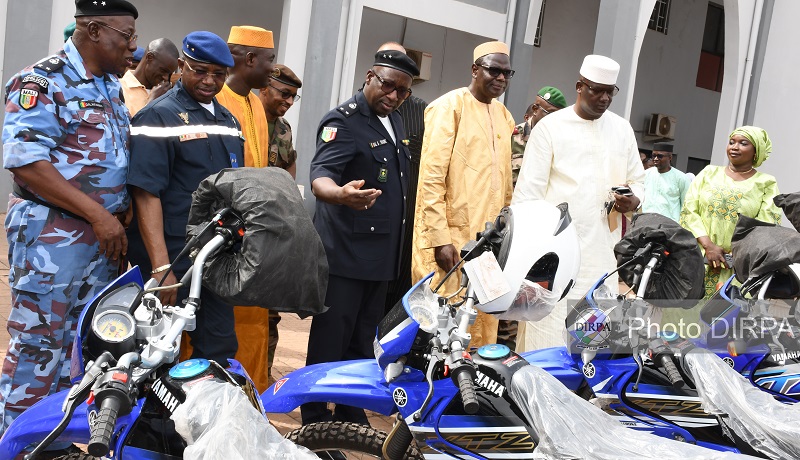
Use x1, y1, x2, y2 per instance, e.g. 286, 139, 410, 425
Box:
583, 362, 596, 378
392, 388, 408, 407
722, 357, 735, 368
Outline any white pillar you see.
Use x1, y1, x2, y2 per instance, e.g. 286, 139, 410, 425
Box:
49, 0, 74, 53
710, 0, 759, 166
278, 0, 314, 131
593, 0, 657, 120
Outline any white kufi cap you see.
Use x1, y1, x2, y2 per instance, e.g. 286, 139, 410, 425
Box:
579, 54, 620, 85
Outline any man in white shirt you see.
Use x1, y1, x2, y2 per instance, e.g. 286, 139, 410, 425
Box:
513, 54, 646, 350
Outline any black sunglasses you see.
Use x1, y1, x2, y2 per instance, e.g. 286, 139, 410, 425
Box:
267, 83, 301, 102
579, 80, 619, 97
372, 72, 412, 99
478, 64, 515, 79
652, 153, 670, 159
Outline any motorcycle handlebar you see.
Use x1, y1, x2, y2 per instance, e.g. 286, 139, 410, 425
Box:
659, 355, 684, 389
87, 395, 122, 457
452, 366, 479, 414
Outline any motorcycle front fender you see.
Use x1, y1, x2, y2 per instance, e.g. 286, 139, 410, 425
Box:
0, 389, 139, 458
262, 359, 396, 416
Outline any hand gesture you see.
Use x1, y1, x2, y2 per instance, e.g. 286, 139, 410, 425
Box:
339, 179, 382, 210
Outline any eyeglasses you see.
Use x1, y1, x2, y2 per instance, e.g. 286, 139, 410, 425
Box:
652, 153, 669, 159
183, 61, 227, 81
580, 80, 619, 97
478, 64, 515, 79
534, 104, 553, 115
267, 83, 301, 102
94, 22, 138, 44
372, 72, 412, 99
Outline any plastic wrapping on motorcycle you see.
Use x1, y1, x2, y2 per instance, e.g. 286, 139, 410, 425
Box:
172, 379, 317, 460
686, 350, 800, 459
731, 215, 800, 281
614, 212, 705, 307
187, 168, 328, 317
774, 191, 800, 232
508, 365, 749, 459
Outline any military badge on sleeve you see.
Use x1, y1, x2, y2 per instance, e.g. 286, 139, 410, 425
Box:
19, 89, 39, 110
320, 126, 338, 143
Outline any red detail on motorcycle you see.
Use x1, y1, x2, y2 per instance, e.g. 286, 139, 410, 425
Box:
273, 378, 288, 395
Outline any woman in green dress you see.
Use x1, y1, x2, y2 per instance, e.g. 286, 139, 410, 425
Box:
680, 126, 782, 299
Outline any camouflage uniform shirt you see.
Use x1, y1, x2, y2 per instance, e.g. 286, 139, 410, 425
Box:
268, 117, 297, 169
3, 38, 130, 212
511, 120, 530, 187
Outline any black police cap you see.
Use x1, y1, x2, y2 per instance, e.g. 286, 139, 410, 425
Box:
75, 0, 139, 19
373, 50, 419, 78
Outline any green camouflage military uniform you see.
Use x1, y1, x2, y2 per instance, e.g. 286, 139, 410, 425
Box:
268, 117, 297, 169
511, 120, 531, 187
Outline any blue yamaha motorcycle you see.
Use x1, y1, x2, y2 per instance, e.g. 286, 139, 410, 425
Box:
564, 218, 800, 459
0, 210, 279, 459
262, 203, 748, 459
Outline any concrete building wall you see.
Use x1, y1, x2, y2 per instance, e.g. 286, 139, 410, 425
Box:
524, 0, 601, 116
748, 0, 800, 198
351, 8, 492, 105
630, 0, 721, 172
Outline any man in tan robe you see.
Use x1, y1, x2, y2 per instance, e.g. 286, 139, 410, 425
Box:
412, 41, 515, 348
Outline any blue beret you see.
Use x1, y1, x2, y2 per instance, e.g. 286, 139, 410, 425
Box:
132, 47, 145, 62
182, 31, 234, 68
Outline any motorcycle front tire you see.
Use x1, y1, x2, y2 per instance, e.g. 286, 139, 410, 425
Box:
286, 421, 423, 459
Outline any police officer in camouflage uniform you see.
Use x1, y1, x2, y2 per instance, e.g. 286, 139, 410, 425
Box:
258, 64, 302, 383
0, 0, 138, 441
510, 86, 567, 187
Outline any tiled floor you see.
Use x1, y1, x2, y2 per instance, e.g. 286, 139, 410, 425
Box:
0, 213, 393, 438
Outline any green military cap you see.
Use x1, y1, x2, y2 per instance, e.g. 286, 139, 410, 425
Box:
537, 86, 567, 109
63, 21, 76, 42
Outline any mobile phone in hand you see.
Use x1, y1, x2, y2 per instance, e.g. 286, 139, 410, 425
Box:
612, 186, 633, 196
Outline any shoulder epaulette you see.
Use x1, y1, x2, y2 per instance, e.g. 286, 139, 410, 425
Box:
34, 56, 66, 74
336, 100, 359, 118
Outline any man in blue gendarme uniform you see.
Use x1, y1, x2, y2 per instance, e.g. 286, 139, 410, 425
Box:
126, 31, 244, 364
0, 0, 137, 445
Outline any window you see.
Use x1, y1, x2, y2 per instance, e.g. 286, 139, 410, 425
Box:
534, 0, 546, 47
687, 156, 711, 175
648, 0, 671, 34
696, 3, 725, 92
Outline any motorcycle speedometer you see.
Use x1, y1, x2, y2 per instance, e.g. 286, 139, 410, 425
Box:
90, 310, 136, 358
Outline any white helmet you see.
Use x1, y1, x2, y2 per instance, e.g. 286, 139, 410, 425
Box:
476, 200, 581, 319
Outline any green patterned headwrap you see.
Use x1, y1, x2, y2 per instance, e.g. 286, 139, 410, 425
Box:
730, 125, 772, 167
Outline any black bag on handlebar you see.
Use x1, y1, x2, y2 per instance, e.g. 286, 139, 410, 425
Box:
186, 168, 328, 318
731, 214, 800, 282
774, 192, 800, 232
614, 213, 705, 306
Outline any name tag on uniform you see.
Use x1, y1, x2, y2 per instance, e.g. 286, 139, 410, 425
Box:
179, 132, 208, 142
370, 139, 388, 149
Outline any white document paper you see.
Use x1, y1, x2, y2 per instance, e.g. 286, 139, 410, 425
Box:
463, 251, 511, 304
